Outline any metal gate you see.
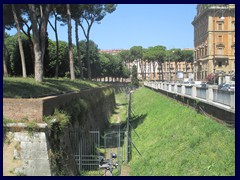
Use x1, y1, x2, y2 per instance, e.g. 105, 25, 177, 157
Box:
70, 130, 100, 175
103, 127, 125, 175
70, 128, 124, 176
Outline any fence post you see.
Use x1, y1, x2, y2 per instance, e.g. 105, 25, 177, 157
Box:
192, 86, 196, 98
182, 85, 186, 95
230, 91, 235, 109
208, 86, 214, 103
125, 92, 131, 163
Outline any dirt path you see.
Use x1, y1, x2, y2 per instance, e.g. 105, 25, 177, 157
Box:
120, 164, 130, 176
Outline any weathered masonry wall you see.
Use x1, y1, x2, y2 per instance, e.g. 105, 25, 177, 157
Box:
3, 86, 114, 122
3, 130, 51, 176
3, 87, 116, 176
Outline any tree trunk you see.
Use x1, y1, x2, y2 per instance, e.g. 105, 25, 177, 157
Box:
67, 4, 75, 80
28, 38, 35, 74
86, 37, 91, 80
3, 28, 8, 77
28, 4, 50, 82
75, 20, 83, 79
22, 26, 35, 74
48, 10, 59, 78
3, 43, 8, 77
12, 4, 27, 78
54, 13, 59, 78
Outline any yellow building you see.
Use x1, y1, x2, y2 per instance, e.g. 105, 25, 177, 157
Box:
192, 4, 235, 82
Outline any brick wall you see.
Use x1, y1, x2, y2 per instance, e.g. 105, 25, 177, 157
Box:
3, 98, 43, 122
3, 87, 113, 122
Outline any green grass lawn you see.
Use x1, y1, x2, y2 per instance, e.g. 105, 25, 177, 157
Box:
129, 87, 235, 176
3, 77, 104, 98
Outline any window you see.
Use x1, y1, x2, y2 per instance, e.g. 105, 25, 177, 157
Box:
218, 48, 223, 55
218, 35, 223, 42
218, 23, 223, 30
218, 61, 222, 67
232, 21, 235, 30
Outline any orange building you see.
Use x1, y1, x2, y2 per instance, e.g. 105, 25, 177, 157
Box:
192, 4, 235, 82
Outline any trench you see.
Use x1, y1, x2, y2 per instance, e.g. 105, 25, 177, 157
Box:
76, 85, 136, 176
3, 85, 137, 176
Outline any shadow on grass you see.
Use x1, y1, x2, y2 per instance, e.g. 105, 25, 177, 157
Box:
3, 78, 102, 98
129, 113, 147, 129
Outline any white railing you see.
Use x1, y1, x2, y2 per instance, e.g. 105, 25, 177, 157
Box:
144, 81, 235, 110
213, 89, 231, 106
196, 87, 207, 99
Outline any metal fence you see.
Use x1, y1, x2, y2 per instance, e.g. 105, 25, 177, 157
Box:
69, 128, 124, 176
103, 129, 125, 175
70, 130, 100, 174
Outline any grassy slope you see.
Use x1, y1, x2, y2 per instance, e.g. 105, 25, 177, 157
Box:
129, 87, 235, 176
3, 77, 104, 98
109, 93, 128, 124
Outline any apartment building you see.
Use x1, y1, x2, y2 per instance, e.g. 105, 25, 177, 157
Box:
135, 60, 194, 81
192, 4, 235, 82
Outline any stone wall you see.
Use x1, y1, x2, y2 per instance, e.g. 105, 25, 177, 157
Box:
3, 130, 51, 176
3, 86, 116, 176
3, 87, 113, 122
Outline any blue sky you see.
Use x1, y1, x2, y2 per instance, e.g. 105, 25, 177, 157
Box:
6, 4, 197, 50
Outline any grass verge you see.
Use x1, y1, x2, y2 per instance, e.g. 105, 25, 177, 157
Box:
3, 77, 104, 98
129, 87, 235, 176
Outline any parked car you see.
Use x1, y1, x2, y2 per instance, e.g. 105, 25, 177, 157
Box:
218, 83, 235, 91
200, 82, 207, 88
218, 83, 225, 89
195, 81, 207, 88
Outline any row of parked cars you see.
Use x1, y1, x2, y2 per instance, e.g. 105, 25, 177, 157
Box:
182, 81, 235, 91
164, 80, 235, 91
